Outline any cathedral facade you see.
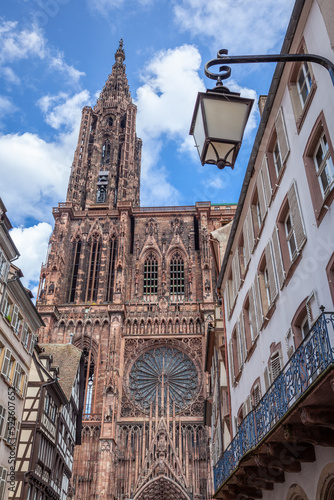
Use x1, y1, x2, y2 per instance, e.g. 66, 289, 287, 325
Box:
36, 41, 236, 500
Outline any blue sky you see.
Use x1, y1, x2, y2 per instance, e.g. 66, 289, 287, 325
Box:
0, 0, 294, 295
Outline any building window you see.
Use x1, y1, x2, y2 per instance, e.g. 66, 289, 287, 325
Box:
297, 62, 312, 108
0, 251, 9, 283
251, 382, 261, 408
69, 239, 81, 303
314, 132, 334, 198
0, 466, 7, 500
270, 351, 283, 382
284, 212, 297, 260
273, 140, 282, 176
86, 237, 101, 302
106, 237, 117, 302
304, 114, 334, 223
277, 182, 306, 273
288, 44, 316, 131
266, 107, 290, 187
0, 405, 5, 437
143, 253, 158, 300
170, 252, 184, 301
85, 374, 94, 415
83, 347, 95, 416
326, 253, 334, 305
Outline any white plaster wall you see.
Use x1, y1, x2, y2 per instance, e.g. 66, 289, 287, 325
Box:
225, 0, 334, 427
261, 446, 334, 500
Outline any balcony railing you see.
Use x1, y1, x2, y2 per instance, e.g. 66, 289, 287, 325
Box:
214, 312, 334, 492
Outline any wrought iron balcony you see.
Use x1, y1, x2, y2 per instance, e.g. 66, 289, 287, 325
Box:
214, 311, 334, 492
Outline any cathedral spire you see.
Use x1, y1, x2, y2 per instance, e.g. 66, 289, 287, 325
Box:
65, 38, 142, 210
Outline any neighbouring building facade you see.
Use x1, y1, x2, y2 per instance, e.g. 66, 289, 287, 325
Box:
35, 40, 236, 500
214, 0, 334, 499
0, 199, 44, 500
11, 343, 84, 500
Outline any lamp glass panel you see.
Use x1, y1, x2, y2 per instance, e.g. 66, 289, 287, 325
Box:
202, 97, 250, 142
204, 142, 235, 165
192, 103, 206, 156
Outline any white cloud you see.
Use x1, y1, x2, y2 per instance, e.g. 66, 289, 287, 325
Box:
2, 67, 20, 85
135, 45, 205, 205
174, 0, 293, 54
0, 95, 15, 114
0, 91, 91, 225
88, 0, 152, 13
135, 44, 258, 206
37, 90, 90, 130
10, 223, 52, 296
0, 20, 84, 85
0, 21, 45, 64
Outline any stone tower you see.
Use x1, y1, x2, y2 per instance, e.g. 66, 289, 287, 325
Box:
36, 41, 236, 500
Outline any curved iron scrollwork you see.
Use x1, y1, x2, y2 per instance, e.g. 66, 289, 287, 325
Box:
128, 347, 199, 413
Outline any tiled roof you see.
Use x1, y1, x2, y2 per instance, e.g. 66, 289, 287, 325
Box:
39, 343, 82, 400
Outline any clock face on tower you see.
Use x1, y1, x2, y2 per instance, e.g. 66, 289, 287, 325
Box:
128, 346, 199, 414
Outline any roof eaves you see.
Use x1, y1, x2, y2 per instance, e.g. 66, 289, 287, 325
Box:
217, 0, 305, 292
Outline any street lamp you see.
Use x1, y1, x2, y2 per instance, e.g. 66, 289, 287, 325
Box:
190, 48, 334, 170
190, 50, 254, 170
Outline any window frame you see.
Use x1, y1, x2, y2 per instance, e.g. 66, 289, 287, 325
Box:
303, 112, 334, 225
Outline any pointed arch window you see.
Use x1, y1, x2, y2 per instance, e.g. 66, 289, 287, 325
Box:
69, 239, 81, 303
86, 237, 101, 302
101, 140, 111, 166
170, 252, 184, 301
83, 347, 95, 416
106, 237, 117, 302
143, 253, 158, 300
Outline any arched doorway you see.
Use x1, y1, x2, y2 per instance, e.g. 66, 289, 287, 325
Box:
134, 476, 191, 500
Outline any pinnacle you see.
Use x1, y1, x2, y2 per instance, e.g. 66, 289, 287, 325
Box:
115, 38, 125, 63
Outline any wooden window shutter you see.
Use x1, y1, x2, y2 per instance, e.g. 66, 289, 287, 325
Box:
12, 305, 19, 333
1, 294, 8, 315
28, 334, 36, 355
233, 250, 241, 293
253, 277, 263, 332
287, 181, 307, 252
245, 395, 252, 415
247, 207, 255, 254
248, 286, 257, 342
265, 242, 278, 304
271, 226, 285, 289
1, 348, 11, 378
253, 385, 261, 407
228, 341, 235, 384
270, 351, 283, 381
257, 170, 267, 221
243, 217, 250, 266
264, 366, 270, 391
236, 322, 243, 370
0, 406, 5, 437
239, 311, 247, 361
261, 155, 272, 207
225, 281, 231, 317
275, 107, 290, 164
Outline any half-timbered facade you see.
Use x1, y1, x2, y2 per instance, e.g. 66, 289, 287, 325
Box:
11, 343, 84, 500
34, 41, 236, 500
0, 199, 43, 500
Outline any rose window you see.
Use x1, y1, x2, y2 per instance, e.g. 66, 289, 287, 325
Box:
128, 347, 199, 413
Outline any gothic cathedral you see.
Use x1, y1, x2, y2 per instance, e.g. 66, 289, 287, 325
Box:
36, 41, 234, 500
